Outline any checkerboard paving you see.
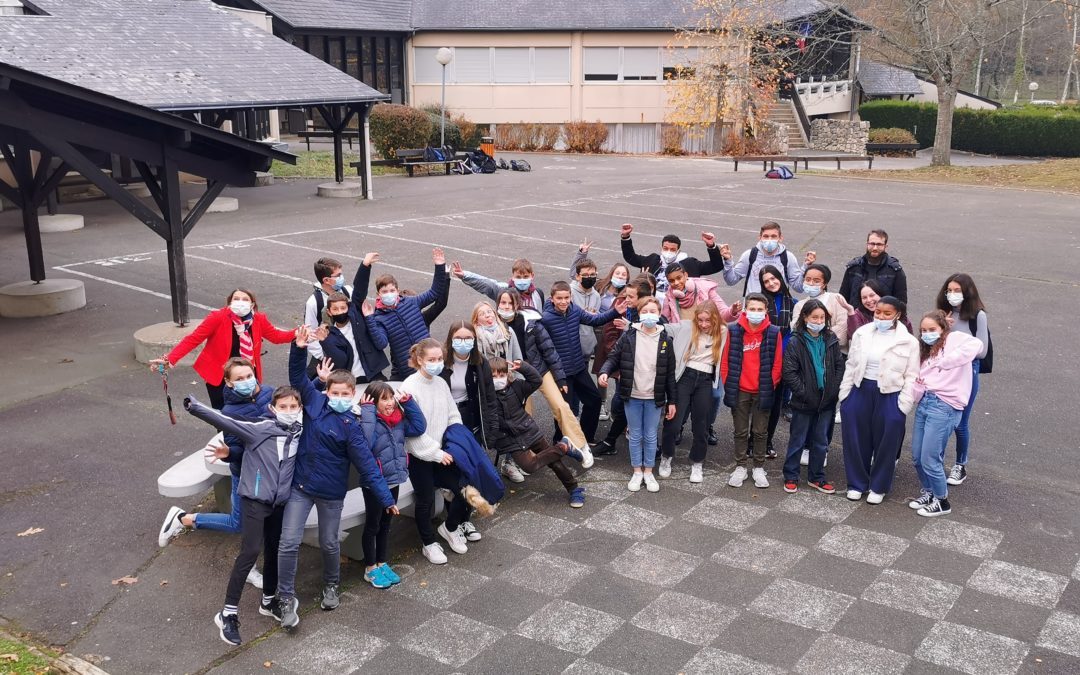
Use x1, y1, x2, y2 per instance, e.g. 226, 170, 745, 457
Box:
230, 469, 1080, 675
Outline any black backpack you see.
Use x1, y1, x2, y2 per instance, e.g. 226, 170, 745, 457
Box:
510, 159, 532, 172
469, 150, 496, 173
968, 317, 993, 374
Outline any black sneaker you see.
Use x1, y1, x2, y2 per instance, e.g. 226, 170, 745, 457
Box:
708, 429, 719, 446
259, 597, 282, 621
907, 491, 934, 510
765, 442, 777, 460
214, 611, 241, 646
946, 464, 967, 486
917, 497, 952, 517
593, 440, 617, 456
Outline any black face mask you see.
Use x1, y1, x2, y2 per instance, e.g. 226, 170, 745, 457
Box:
580, 276, 597, 290
330, 313, 349, 325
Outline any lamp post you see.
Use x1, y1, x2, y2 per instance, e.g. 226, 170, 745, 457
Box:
1028, 81, 1039, 103
436, 47, 453, 147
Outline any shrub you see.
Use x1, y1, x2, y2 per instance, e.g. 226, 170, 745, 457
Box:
520, 123, 544, 151
494, 123, 520, 150
369, 104, 433, 159
867, 127, 917, 144
425, 112, 463, 150
661, 125, 686, 155
564, 120, 609, 153
454, 115, 485, 149
539, 125, 561, 151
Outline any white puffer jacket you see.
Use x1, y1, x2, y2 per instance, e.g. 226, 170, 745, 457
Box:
839, 322, 920, 414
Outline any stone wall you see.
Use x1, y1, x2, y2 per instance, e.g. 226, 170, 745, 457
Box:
756, 120, 789, 155
810, 119, 869, 153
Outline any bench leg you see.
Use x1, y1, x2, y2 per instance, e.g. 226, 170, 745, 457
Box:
406, 165, 414, 177
837, 159, 842, 170
733, 160, 739, 171
213, 478, 232, 515
868, 157, 873, 170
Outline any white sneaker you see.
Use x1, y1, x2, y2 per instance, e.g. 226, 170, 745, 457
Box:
628, 472, 644, 492
246, 567, 264, 590
846, 489, 862, 501
658, 457, 672, 478
643, 473, 660, 492
438, 523, 468, 554
422, 542, 448, 565
460, 521, 482, 542
599, 403, 610, 421
511, 456, 530, 476
752, 467, 769, 488
689, 463, 703, 483
577, 444, 594, 469
824, 454, 828, 468
728, 466, 748, 488
800, 449, 809, 466
158, 506, 186, 547
834, 409, 842, 424
866, 491, 884, 505
500, 457, 525, 483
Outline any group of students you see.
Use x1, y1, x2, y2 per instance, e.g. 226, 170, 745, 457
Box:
150, 222, 990, 647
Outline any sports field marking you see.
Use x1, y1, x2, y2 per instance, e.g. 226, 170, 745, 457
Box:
51, 265, 217, 312
583, 197, 826, 225
260, 238, 431, 277
537, 204, 795, 231
414, 217, 622, 255
690, 185, 908, 207
629, 188, 869, 215
342, 227, 566, 271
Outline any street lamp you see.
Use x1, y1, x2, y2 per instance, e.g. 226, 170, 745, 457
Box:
435, 47, 453, 147
1029, 81, 1039, 103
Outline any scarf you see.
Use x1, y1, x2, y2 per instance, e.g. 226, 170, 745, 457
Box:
231, 313, 254, 361
377, 406, 403, 427
475, 322, 509, 360
511, 279, 538, 309
801, 332, 826, 390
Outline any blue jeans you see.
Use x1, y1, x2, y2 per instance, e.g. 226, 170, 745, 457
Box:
276, 488, 344, 600
784, 408, 833, 483
954, 361, 980, 465
624, 397, 662, 468
912, 393, 963, 498
194, 475, 242, 533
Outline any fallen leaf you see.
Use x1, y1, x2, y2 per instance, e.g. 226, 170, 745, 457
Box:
17, 527, 44, 537
111, 576, 138, 586
60, 358, 74, 363
0, 654, 19, 663
159, 580, 169, 587
419, 581, 428, 588
60, 582, 68, 588
263, 661, 274, 668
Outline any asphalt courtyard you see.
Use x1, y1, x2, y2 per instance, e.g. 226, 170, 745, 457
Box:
1, 153, 1079, 674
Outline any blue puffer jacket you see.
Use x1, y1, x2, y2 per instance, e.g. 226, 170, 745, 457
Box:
541, 300, 618, 377
366, 264, 448, 380
358, 397, 426, 487
221, 384, 275, 477
288, 344, 395, 506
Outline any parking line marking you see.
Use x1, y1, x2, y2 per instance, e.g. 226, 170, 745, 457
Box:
537, 204, 769, 231
583, 198, 826, 225
414, 218, 621, 254
691, 185, 907, 206
628, 189, 869, 215
261, 238, 430, 276
185, 255, 314, 285
342, 227, 566, 271
52, 265, 217, 312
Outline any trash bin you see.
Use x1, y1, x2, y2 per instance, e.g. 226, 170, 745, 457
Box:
480, 136, 495, 158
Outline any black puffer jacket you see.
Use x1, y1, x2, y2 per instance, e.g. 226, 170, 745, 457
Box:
782, 329, 845, 412
509, 311, 567, 387
599, 326, 677, 406
440, 353, 501, 450
492, 361, 545, 454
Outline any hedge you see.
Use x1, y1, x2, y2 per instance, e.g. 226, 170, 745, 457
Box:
369, 104, 432, 159
425, 111, 463, 151
859, 100, 1080, 157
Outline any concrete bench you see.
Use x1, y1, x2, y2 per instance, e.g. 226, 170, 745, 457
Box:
158, 432, 231, 512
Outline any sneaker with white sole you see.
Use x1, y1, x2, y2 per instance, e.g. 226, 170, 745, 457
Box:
438, 523, 468, 554
908, 491, 934, 510
568, 486, 586, 508
658, 457, 672, 478
846, 489, 862, 501
246, 567, 264, 590
510, 456, 530, 476
158, 506, 186, 547
917, 497, 952, 517
946, 464, 967, 485
460, 521, 482, 542
800, 449, 810, 466
643, 473, 660, 492
321, 584, 339, 610
279, 596, 299, 630
561, 436, 593, 469
500, 457, 525, 483
599, 404, 610, 421
752, 467, 769, 488
728, 466, 748, 488
628, 472, 644, 492
214, 611, 241, 645
422, 542, 448, 565
689, 463, 703, 483
866, 491, 884, 505
258, 597, 282, 621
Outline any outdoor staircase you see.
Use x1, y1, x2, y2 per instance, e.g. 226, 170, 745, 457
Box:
767, 100, 807, 150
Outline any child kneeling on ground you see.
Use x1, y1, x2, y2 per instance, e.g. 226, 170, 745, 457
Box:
489, 357, 590, 508
357, 382, 427, 588
183, 386, 302, 646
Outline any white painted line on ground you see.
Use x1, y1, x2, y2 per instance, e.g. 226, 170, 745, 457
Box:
584, 197, 826, 225
692, 185, 907, 206
414, 217, 621, 254
537, 204, 767, 232
185, 254, 314, 285
52, 265, 217, 311
343, 227, 566, 271
628, 188, 869, 215
493, 212, 651, 237
260, 238, 430, 276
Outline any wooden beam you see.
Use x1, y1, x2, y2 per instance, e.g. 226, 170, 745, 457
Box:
161, 153, 189, 325
182, 179, 225, 238
133, 160, 166, 212
30, 159, 71, 207
0, 175, 21, 207
13, 139, 45, 282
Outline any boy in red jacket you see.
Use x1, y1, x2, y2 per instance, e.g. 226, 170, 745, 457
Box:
719, 293, 783, 489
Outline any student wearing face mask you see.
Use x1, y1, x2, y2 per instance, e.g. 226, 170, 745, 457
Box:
598, 297, 677, 493
847, 279, 912, 337
791, 264, 854, 350
471, 301, 524, 364
934, 273, 990, 487
839, 296, 920, 504
317, 291, 388, 383
661, 263, 741, 324
452, 258, 545, 311
594, 259, 632, 313
619, 223, 726, 305
151, 289, 296, 410
720, 294, 783, 489
908, 311, 982, 517
489, 357, 590, 508
568, 253, 603, 360
593, 281, 649, 456
759, 264, 796, 458
303, 257, 354, 369
838, 230, 907, 306
719, 221, 815, 295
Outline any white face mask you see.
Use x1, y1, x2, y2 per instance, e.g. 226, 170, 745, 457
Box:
275, 409, 301, 426
946, 292, 963, 307
804, 284, 823, 298
497, 308, 515, 321
230, 300, 252, 317
660, 251, 678, 265
492, 377, 508, 391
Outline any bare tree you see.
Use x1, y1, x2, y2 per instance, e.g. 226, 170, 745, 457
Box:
1063, 7, 1079, 101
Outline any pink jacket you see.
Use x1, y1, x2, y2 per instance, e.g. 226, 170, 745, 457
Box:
662, 278, 738, 324
913, 332, 982, 409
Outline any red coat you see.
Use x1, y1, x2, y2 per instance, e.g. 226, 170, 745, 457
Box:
166, 307, 296, 385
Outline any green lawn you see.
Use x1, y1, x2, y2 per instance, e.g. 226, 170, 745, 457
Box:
831, 158, 1080, 194
0, 635, 56, 674
270, 151, 404, 179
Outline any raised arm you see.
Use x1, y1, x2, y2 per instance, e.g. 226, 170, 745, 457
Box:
258, 314, 298, 345
400, 396, 427, 438
415, 249, 449, 307
460, 271, 504, 302
722, 249, 750, 287
165, 310, 222, 365
184, 395, 261, 446
289, 334, 324, 411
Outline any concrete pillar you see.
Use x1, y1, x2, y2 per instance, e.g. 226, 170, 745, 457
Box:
133, 321, 201, 366
0, 279, 86, 317
37, 213, 84, 232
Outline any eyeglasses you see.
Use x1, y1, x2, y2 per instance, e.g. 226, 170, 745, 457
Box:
867, 242, 886, 248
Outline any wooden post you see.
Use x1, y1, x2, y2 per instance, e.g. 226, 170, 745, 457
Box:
161, 153, 189, 326
361, 104, 374, 200
11, 140, 46, 282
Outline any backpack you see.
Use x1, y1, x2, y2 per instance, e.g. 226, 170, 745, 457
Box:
968, 317, 993, 374
743, 247, 791, 296
510, 159, 532, 172
765, 165, 794, 179
498, 158, 510, 170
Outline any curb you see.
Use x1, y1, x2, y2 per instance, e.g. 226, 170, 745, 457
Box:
0, 630, 110, 675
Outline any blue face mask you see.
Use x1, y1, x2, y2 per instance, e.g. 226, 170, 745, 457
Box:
380, 292, 399, 307
874, 319, 895, 332
331, 275, 345, 291
921, 332, 941, 345
452, 338, 475, 356
513, 277, 532, 292
327, 396, 353, 413
611, 277, 627, 289
639, 312, 660, 327
232, 378, 257, 397
760, 240, 780, 254
804, 284, 822, 298
424, 361, 444, 377
746, 310, 767, 325
806, 321, 826, 334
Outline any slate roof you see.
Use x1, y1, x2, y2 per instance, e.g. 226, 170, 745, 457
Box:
857, 60, 923, 96
239, 0, 411, 32
0, 0, 388, 111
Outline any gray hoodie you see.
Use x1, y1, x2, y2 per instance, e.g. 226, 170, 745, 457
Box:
185, 396, 300, 506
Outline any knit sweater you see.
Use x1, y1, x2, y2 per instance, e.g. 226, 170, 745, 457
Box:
400, 372, 462, 462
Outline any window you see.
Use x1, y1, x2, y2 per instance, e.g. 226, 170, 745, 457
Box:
622, 48, 658, 81
307, 36, 325, 62
663, 46, 699, 80
534, 48, 570, 83
362, 37, 374, 85
346, 37, 360, 80
453, 47, 491, 83
494, 47, 530, 83
328, 37, 344, 72
584, 47, 619, 81
413, 47, 442, 84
